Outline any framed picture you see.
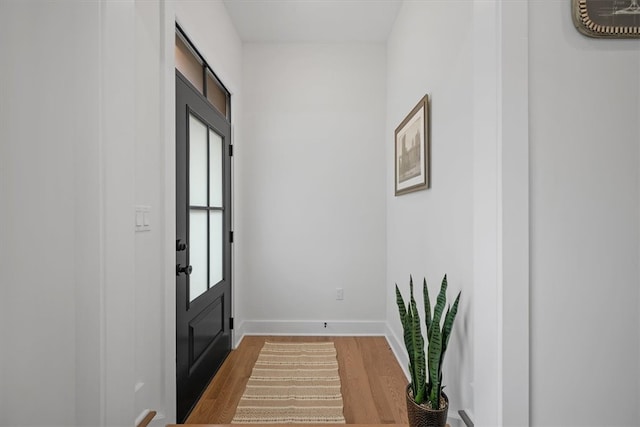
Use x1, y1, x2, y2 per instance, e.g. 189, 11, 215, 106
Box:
573, 0, 640, 38
395, 95, 429, 196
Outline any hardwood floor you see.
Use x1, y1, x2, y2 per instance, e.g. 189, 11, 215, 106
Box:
184, 336, 409, 424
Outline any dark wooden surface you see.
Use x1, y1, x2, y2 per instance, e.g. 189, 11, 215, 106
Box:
184, 336, 409, 424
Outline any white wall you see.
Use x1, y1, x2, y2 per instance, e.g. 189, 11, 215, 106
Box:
529, 2, 640, 426
240, 43, 387, 334
0, 3, 141, 424
134, 0, 166, 423
385, 0, 474, 422
498, 1, 530, 425
73, 2, 103, 424
0, 1, 100, 425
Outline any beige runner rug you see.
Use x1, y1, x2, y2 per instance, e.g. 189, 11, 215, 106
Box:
231, 342, 346, 424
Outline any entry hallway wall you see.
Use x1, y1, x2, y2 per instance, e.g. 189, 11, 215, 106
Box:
240, 43, 387, 334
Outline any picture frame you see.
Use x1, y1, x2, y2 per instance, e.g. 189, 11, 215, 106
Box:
572, 0, 640, 38
395, 95, 430, 196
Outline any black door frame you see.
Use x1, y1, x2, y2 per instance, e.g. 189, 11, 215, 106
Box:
175, 70, 233, 422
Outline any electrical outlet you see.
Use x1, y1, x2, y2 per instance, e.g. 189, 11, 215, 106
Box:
336, 288, 344, 300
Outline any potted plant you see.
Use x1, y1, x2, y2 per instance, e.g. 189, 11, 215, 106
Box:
395, 275, 461, 427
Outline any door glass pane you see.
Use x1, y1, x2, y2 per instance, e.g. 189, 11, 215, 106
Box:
175, 34, 204, 93
209, 129, 223, 207
189, 210, 207, 302
189, 114, 208, 206
206, 71, 227, 118
209, 211, 223, 286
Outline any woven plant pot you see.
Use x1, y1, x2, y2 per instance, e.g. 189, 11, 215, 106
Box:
405, 384, 449, 427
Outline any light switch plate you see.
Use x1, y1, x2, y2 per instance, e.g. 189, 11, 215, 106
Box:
135, 206, 151, 232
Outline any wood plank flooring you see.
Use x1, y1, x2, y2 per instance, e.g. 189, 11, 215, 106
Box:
184, 336, 409, 424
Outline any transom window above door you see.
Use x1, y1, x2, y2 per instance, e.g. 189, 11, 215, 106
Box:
175, 26, 230, 120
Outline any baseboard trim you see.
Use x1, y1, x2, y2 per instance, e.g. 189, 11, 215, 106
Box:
239, 320, 386, 337
234, 320, 246, 348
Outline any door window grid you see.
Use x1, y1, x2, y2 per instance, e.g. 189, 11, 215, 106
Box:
188, 112, 225, 303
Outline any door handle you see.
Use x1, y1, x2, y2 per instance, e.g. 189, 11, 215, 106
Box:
176, 264, 193, 276
176, 239, 188, 251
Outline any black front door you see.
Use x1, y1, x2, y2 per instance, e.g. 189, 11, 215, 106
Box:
175, 71, 232, 422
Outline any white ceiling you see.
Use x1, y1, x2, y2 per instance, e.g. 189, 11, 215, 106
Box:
222, 0, 403, 43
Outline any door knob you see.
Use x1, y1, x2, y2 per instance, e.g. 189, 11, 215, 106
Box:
176, 239, 188, 251
176, 264, 193, 276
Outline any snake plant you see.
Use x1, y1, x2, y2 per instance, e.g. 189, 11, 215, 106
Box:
395, 275, 461, 409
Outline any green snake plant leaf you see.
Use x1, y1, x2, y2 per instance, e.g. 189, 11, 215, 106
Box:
407, 308, 418, 396
395, 284, 408, 326
430, 275, 448, 343
423, 278, 432, 339
439, 291, 461, 370
410, 290, 426, 404
407, 279, 419, 395
396, 284, 417, 396
427, 316, 442, 409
